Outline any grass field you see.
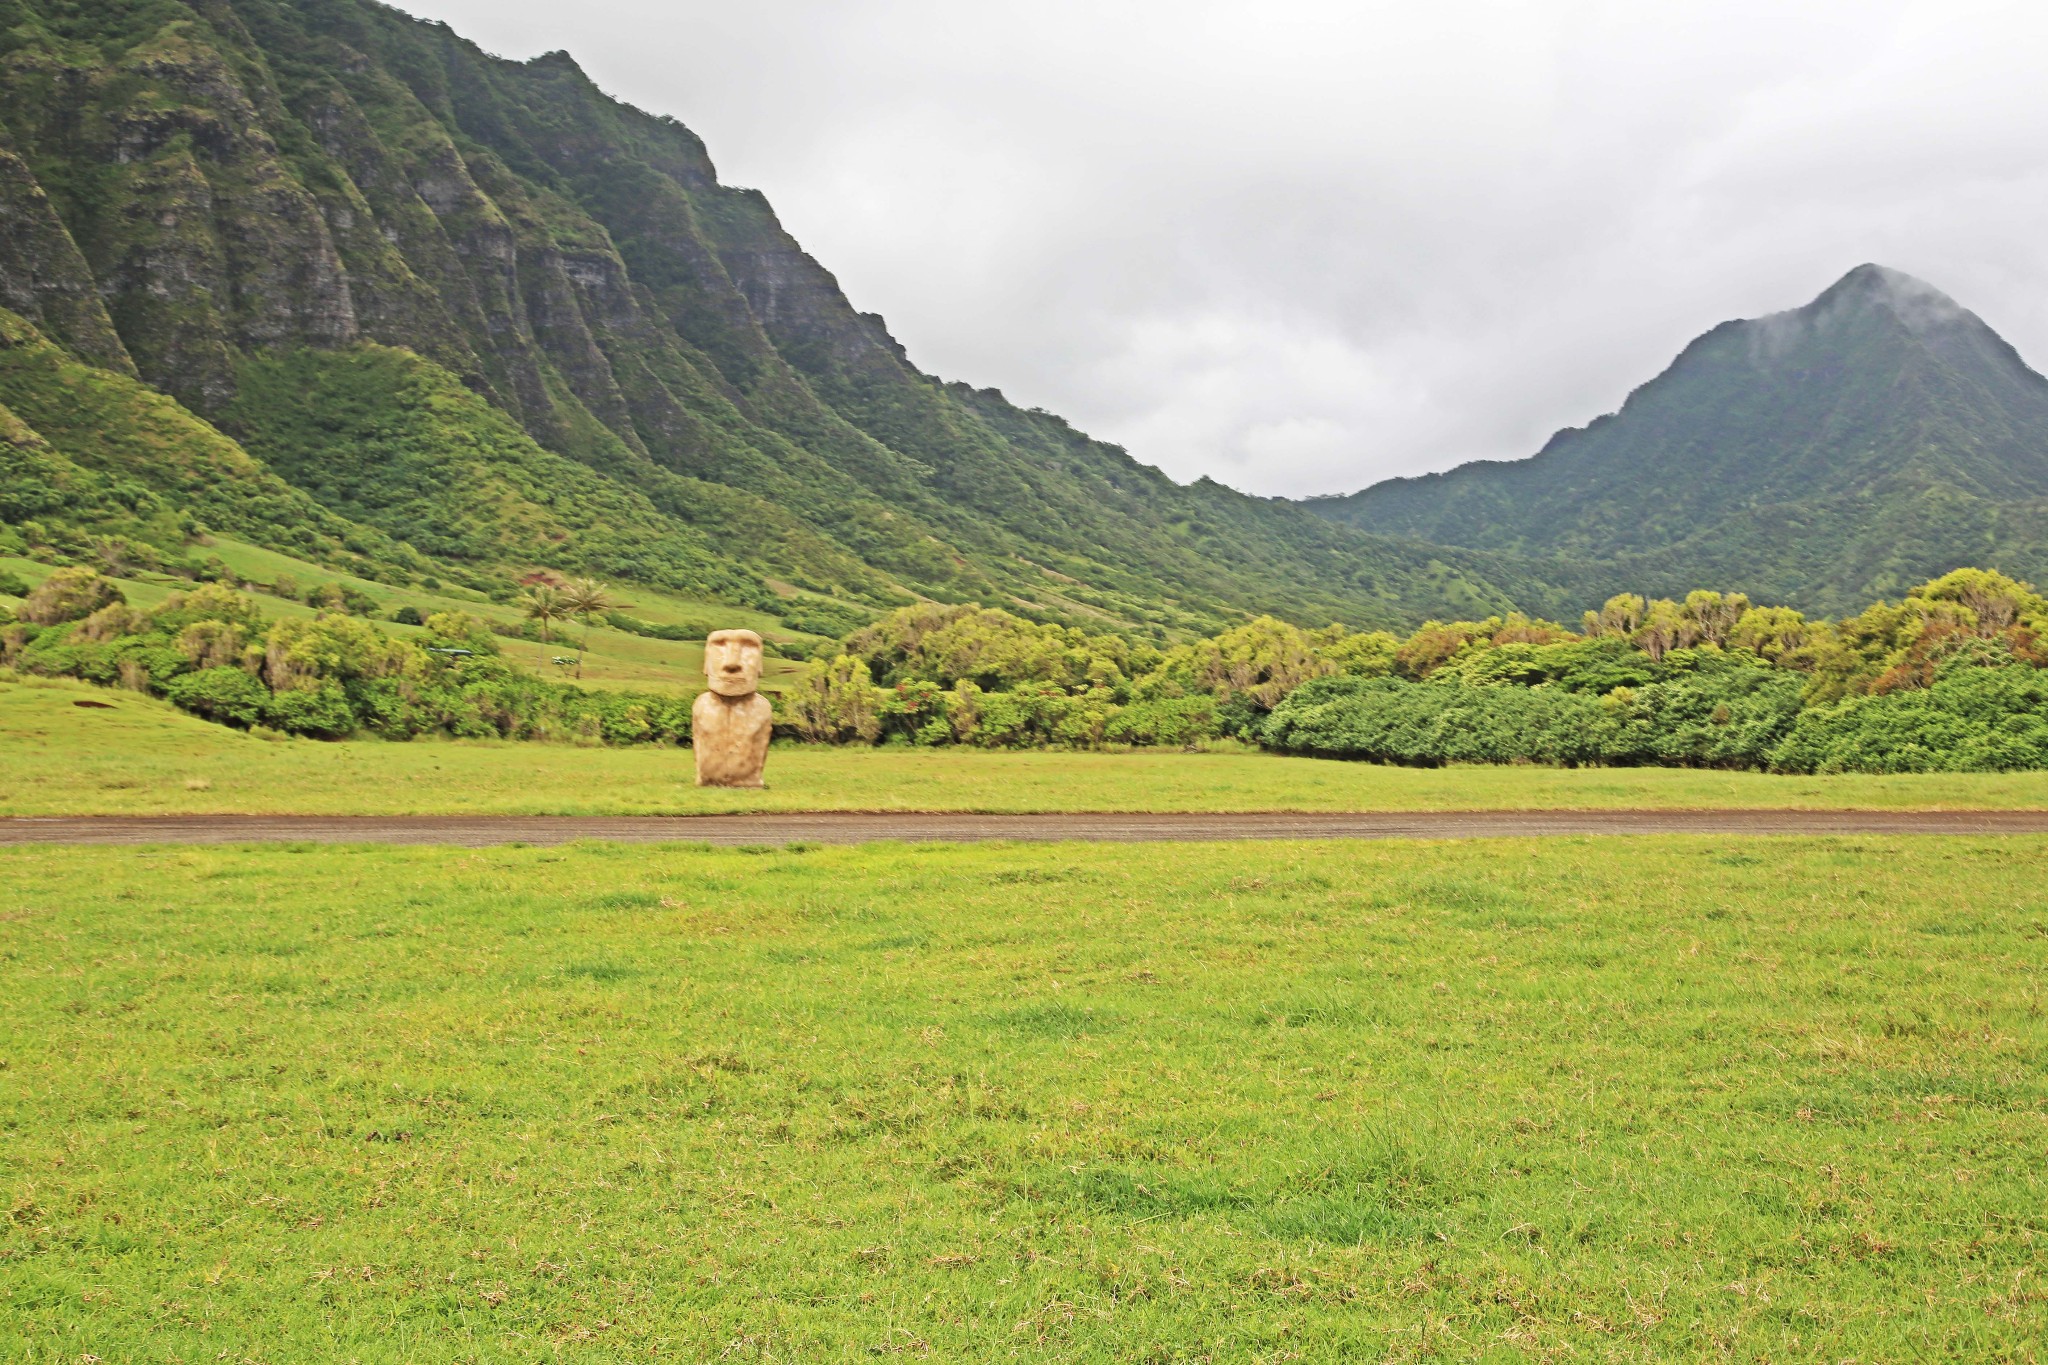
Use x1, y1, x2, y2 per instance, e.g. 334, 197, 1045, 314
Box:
6, 675, 2048, 818
2, 835, 2044, 1359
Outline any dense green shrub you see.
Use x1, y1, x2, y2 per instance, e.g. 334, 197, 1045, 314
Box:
844, 603, 1144, 693
780, 655, 883, 743
18, 568, 122, 625
1592, 666, 1805, 768
263, 685, 358, 740
776, 599, 879, 639
1259, 661, 1806, 770
604, 612, 707, 642
165, 667, 270, 729
1261, 677, 1606, 767
1772, 663, 2048, 773
967, 684, 1119, 749
1104, 696, 1219, 747
877, 680, 949, 743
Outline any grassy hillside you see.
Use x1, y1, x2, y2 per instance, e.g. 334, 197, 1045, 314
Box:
1, 534, 819, 696
0, 308, 427, 578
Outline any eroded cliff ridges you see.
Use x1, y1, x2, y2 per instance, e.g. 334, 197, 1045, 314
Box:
0, 0, 1545, 632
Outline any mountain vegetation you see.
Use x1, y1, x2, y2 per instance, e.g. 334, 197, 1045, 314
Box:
1308, 265, 2048, 616
0, 0, 1554, 637
1, 0, 2040, 668
9, 559, 2043, 772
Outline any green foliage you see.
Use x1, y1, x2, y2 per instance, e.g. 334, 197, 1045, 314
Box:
1263, 676, 1606, 767
766, 567, 2047, 765
780, 655, 882, 743
604, 611, 705, 642
225, 348, 759, 601
844, 603, 1144, 693
150, 583, 263, 635
4, 569, 691, 744
1103, 696, 1219, 747
1775, 663, 2048, 773
0, 310, 419, 579
17, 566, 121, 624
163, 665, 268, 729
422, 611, 501, 657
261, 683, 357, 740
1142, 616, 1327, 709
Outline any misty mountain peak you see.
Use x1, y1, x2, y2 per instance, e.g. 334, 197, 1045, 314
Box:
1802, 263, 1971, 337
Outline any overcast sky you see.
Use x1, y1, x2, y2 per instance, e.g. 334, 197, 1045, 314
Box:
398, 0, 2048, 498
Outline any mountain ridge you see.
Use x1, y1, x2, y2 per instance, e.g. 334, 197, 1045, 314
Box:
1306, 264, 2048, 614
0, 0, 1553, 635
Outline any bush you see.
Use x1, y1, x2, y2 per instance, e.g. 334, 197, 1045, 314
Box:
1590, 665, 1804, 769
423, 611, 501, 656
391, 605, 425, 626
263, 685, 359, 739
780, 655, 883, 742
152, 584, 263, 634
19, 568, 122, 625
877, 680, 949, 741
175, 620, 247, 670
0, 570, 29, 598
604, 612, 707, 642
845, 603, 1136, 692
167, 667, 271, 729
1261, 676, 1606, 766
967, 683, 1116, 748
1773, 664, 2048, 773
1106, 696, 1219, 747
263, 615, 411, 689
777, 598, 877, 639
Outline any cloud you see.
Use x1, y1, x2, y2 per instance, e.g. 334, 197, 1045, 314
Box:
395, 0, 2048, 496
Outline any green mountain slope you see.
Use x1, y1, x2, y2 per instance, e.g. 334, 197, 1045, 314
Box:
0, 306, 426, 573
1307, 266, 2048, 615
0, 0, 1545, 634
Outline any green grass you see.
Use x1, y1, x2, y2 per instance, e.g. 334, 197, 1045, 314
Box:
2, 836, 2044, 1359
5, 675, 2048, 817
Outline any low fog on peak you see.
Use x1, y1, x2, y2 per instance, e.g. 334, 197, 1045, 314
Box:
393, 0, 2048, 499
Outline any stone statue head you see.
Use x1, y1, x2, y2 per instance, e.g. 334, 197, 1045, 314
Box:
702, 628, 764, 697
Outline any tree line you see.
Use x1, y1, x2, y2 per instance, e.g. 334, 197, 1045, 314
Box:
779, 570, 2047, 772
3, 566, 2044, 772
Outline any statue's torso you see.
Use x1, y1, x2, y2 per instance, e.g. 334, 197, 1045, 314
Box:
692, 691, 772, 787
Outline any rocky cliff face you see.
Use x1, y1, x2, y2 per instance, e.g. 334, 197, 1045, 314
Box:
0, 0, 1541, 632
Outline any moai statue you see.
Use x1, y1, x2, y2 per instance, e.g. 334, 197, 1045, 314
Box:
692, 629, 773, 787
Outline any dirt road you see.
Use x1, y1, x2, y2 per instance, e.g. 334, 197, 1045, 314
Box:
4, 810, 2047, 847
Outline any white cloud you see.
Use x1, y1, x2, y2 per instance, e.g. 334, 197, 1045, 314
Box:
396, 0, 2048, 496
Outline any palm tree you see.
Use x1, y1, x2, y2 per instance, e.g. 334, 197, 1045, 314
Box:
518, 583, 566, 643
560, 578, 617, 677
